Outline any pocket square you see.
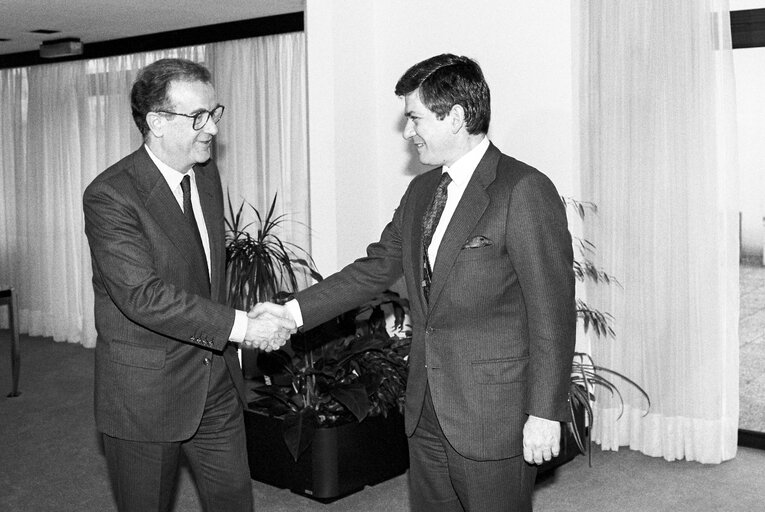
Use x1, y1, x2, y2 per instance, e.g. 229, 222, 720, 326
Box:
462, 235, 493, 249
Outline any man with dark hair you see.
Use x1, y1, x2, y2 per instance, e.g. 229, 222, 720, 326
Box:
285, 54, 575, 511
83, 58, 295, 512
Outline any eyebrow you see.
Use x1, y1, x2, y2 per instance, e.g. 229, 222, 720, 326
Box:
188, 104, 221, 115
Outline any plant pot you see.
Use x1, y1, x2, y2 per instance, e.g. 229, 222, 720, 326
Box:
243, 406, 410, 502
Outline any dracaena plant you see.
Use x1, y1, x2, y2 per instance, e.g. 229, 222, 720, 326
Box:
563, 197, 650, 465
248, 290, 412, 461
224, 192, 321, 310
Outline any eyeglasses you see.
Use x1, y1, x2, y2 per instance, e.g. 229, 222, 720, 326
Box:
155, 105, 225, 130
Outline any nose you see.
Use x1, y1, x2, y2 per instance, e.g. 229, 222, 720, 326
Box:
202, 116, 219, 136
402, 118, 415, 140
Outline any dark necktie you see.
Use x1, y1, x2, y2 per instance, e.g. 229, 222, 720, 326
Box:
421, 172, 451, 302
180, 174, 210, 290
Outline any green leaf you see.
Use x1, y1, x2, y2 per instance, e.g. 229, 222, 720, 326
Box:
224, 191, 320, 309
577, 300, 616, 338
282, 408, 318, 461
329, 383, 371, 422
562, 196, 597, 218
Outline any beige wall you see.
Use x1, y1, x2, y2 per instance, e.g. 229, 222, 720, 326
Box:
304, 0, 575, 274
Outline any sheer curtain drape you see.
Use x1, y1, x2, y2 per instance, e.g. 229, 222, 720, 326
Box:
211, 33, 309, 253
0, 34, 307, 348
576, 0, 739, 463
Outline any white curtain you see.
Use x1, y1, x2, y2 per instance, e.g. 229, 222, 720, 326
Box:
576, 0, 739, 463
211, 33, 309, 254
0, 34, 307, 348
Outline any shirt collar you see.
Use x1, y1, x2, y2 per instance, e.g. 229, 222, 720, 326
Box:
442, 136, 490, 186
145, 144, 194, 191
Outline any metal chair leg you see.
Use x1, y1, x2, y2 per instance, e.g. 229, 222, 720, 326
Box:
1, 288, 21, 398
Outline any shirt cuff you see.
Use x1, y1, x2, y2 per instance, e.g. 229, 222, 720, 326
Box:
229, 309, 248, 343
285, 299, 304, 328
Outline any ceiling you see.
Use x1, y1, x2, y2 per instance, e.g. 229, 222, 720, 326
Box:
0, 0, 305, 56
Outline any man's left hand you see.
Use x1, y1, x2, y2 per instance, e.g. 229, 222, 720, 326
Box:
522, 415, 561, 465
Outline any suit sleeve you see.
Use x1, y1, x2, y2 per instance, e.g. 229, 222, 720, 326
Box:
83, 180, 235, 351
295, 182, 414, 331
506, 173, 576, 422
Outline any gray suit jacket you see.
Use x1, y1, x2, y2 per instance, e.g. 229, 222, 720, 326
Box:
295, 144, 575, 460
83, 146, 245, 442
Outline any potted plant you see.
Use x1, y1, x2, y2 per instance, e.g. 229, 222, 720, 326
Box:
243, 290, 412, 501
224, 192, 320, 377
542, 198, 650, 471
225, 194, 412, 500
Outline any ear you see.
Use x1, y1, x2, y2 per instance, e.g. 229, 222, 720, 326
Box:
146, 112, 165, 138
449, 104, 466, 134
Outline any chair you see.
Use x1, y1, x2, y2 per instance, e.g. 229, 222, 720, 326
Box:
0, 287, 21, 397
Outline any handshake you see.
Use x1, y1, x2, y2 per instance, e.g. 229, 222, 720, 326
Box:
242, 302, 297, 352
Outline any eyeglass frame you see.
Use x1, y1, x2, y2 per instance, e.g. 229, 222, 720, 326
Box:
153, 104, 225, 131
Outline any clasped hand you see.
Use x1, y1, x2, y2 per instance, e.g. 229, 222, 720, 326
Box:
522, 415, 561, 465
241, 302, 297, 352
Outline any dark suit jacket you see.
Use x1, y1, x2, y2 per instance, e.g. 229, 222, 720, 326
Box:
295, 143, 575, 460
83, 146, 245, 442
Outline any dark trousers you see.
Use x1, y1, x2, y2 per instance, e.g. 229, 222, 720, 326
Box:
408, 386, 537, 512
103, 370, 252, 512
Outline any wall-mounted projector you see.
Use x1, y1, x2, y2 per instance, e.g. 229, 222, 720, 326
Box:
39, 38, 83, 59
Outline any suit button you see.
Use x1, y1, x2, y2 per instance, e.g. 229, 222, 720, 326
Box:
426, 327, 434, 335
202, 357, 210, 366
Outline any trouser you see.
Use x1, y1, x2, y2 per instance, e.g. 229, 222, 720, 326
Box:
103, 365, 252, 512
408, 385, 536, 512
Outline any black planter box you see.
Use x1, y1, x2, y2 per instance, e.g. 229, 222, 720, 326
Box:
243, 407, 410, 502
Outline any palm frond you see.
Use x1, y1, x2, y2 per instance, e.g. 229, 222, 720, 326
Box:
573, 259, 621, 286
562, 196, 597, 219
576, 299, 616, 338
572, 236, 596, 255
568, 352, 650, 466
225, 192, 320, 310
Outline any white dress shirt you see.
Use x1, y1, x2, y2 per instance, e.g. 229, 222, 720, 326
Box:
427, 136, 489, 264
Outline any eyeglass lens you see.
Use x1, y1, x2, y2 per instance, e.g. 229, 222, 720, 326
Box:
192, 106, 225, 130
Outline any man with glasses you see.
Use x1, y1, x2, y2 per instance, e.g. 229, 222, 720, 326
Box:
83, 58, 295, 512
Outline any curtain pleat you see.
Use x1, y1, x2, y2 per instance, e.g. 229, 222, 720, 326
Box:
211, 33, 310, 257
577, 0, 739, 463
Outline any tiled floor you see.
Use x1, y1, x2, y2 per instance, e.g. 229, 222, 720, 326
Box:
739, 262, 765, 433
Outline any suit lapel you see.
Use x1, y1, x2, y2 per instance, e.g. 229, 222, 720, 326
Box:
133, 147, 209, 282
427, 144, 500, 308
